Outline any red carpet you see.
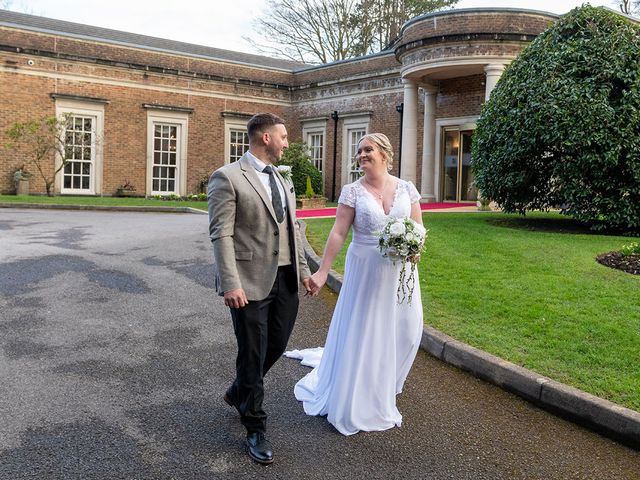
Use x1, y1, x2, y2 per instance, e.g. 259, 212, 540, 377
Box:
296, 202, 471, 218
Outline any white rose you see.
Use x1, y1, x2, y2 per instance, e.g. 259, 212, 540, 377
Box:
389, 222, 406, 236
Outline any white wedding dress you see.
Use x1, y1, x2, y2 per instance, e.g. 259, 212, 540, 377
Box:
288, 177, 424, 436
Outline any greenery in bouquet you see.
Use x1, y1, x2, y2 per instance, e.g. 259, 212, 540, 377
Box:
377, 217, 427, 305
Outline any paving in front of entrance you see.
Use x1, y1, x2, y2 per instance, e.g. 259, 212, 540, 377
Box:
0, 208, 637, 479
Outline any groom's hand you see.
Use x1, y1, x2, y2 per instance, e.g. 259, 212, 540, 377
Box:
224, 288, 248, 309
302, 277, 313, 297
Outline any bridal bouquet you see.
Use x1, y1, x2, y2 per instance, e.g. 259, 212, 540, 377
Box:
377, 217, 427, 305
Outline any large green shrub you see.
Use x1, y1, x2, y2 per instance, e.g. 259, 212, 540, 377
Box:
472, 6, 640, 234
278, 141, 323, 196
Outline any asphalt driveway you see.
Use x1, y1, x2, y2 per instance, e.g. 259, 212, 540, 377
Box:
0, 208, 638, 479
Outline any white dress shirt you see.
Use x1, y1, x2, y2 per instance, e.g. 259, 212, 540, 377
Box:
246, 151, 287, 213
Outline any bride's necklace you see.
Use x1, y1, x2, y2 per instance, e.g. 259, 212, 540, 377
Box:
364, 175, 389, 200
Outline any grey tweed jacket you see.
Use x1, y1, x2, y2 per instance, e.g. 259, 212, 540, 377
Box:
207, 153, 311, 301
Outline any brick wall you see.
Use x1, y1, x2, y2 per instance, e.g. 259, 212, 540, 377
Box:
1, 69, 57, 194
437, 74, 485, 119
0, 45, 291, 195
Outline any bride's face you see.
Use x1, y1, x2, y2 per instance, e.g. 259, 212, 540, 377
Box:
356, 139, 387, 175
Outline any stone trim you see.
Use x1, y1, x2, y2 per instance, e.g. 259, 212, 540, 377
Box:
220, 111, 254, 119
395, 32, 538, 57
50, 93, 110, 104
142, 103, 193, 113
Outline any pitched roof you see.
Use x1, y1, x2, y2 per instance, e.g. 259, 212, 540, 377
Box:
0, 8, 307, 71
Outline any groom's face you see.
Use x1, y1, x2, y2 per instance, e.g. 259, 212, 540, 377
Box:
264, 123, 289, 163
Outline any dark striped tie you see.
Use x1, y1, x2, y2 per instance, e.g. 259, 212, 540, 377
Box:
262, 166, 284, 223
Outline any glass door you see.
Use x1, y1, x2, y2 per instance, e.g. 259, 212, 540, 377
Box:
442, 129, 459, 201
62, 115, 95, 194
441, 128, 477, 202
151, 123, 179, 194
460, 131, 477, 201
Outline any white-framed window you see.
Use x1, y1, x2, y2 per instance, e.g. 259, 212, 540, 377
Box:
145, 109, 189, 196
152, 123, 179, 194
341, 115, 370, 185
224, 117, 251, 164
302, 120, 327, 178
347, 128, 366, 183
308, 133, 324, 173
62, 115, 95, 192
54, 98, 105, 195
230, 129, 249, 163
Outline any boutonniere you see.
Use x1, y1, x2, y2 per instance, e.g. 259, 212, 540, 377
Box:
276, 165, 292, 181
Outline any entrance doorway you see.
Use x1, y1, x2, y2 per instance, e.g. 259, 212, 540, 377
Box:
441, 128, 477, 202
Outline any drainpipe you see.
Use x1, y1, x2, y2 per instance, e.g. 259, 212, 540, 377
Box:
330, 110, 339, 201
396, 103, 404, 178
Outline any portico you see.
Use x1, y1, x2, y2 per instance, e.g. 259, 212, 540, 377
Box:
394, 8, 556, 203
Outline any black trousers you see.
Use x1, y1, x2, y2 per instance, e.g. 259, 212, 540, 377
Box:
227, 265, 299, 434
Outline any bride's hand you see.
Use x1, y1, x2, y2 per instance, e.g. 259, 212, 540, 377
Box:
309, 271, 328, 296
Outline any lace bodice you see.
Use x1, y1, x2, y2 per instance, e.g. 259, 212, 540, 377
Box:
338, 178, 421, 244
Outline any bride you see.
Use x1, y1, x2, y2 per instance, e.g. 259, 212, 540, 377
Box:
290, 133, 424, 436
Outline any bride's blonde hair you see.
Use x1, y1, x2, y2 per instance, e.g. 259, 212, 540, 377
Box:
358, 133, 394, 171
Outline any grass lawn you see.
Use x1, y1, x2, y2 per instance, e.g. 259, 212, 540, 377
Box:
0, 195, 208, 211
303, 212, 640, 411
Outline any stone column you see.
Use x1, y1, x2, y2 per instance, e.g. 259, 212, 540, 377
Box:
479, 64, 507, 210
484, 64, 505, 101
420, 85, 437, 202
400, 78, 418, 184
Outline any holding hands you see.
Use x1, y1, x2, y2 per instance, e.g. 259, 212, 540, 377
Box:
304, 270, 327, 297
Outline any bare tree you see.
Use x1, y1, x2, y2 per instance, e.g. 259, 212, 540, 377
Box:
247, 0, 359, 63
616, 0, 640, 14
357, 0, 459, 52
1, 0, 35, 14
248, 0, 459, 64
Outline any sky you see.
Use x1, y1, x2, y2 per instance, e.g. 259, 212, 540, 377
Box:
1, 0, 622, 55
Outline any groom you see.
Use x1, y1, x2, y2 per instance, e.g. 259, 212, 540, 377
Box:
208, 112, 311, 464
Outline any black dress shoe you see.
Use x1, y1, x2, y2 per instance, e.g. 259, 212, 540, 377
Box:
246, 432, 273, 465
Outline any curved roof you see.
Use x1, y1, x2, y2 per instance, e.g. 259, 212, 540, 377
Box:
401, 7, 559, 34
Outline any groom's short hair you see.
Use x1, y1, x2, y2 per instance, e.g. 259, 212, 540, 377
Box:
247, 113, 285, 143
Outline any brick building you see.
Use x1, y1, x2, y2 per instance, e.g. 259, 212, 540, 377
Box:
0, 8, 557, 201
